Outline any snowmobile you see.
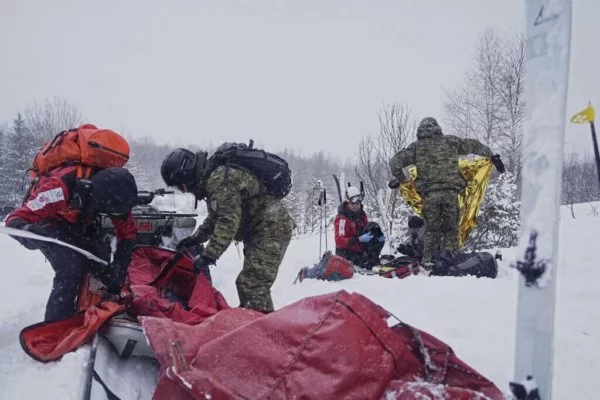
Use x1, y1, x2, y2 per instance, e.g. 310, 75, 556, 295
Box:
100, 188, 199, 249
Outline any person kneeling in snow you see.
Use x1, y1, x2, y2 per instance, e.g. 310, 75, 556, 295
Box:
396, 216, 425, 260
5, 167, 138, 321
334, 186, 385, 270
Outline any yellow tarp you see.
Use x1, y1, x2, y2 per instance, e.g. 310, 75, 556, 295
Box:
398, 158, 493, 248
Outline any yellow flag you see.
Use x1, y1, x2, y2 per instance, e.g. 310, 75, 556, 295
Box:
570, 104, 595, 123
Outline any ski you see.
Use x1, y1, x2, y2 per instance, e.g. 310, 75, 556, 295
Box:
332, 174, 343, 204
511, 1, 572, 399
0, 226, 109, 265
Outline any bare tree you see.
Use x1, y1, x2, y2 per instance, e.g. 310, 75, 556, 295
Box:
23, 97, 83, 143
355, 102, 416, 211
444, 30, 525, 179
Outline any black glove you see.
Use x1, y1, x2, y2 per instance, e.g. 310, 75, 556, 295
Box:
176, 235, 199, 252
388, 179, 401, 189
106, 239, 135, 295
193, 254, 215, 284
492, 154, 506, 174
105, 263, 125, 295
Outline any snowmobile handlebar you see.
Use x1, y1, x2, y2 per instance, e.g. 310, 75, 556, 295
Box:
136, 189, 175, 205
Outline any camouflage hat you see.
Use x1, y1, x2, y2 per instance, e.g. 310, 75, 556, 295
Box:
417, 117, 442, 136
418, 117, 439, 129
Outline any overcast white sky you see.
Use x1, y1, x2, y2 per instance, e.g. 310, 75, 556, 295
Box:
1, 0, 598, 158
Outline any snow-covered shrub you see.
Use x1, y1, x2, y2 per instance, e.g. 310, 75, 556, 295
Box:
464, 172, 520, 250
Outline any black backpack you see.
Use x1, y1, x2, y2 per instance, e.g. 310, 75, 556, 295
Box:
432, 251, 498, 279
208, 140, 293, 199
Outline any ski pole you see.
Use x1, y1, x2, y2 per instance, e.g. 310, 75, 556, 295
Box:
324, 189, 328, 252
318, 190, 323, 258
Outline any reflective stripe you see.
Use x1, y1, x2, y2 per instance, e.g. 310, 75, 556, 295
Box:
26, 188, 64, 211
339, 219, 346, 236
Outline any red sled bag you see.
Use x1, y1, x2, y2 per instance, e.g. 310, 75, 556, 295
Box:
126, 246, 230, 326
141, 290, 504, 400
18, 246, 230, 363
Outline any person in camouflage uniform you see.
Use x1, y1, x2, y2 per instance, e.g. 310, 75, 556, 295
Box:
389, 117, 500, 268
160, 148, 294, 313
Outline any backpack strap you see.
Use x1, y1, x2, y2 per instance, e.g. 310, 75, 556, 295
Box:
148, 251, 186, 287
76, 165, 93, 179
41, 131, 68, 156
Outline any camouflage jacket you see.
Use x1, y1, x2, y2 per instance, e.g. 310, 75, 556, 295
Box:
191, 160, 290, 260
389, 128, 492, 195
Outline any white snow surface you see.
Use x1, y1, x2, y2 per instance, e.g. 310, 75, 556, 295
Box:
0, 203, 599, 399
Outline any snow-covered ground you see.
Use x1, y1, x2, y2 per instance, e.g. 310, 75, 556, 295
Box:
0, 203, 598, 399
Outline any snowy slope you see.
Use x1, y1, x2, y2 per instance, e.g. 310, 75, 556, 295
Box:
1, 203, 599, 399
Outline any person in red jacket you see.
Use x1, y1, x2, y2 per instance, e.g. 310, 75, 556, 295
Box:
334, 186, 385, 269
5, 166, 138, 321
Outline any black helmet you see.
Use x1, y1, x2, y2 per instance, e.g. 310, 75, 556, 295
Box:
160, 148, 199, 187
90, 167, 138, 215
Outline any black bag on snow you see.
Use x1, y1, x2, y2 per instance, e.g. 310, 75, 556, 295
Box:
208, 140, 292, 199
362, 222, 385, 269
432, 251, 498, 279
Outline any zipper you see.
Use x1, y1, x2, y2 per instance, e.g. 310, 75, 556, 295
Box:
88, 141, 129, 160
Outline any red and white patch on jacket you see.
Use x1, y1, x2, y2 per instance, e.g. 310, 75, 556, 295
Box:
26, 188, 65, 211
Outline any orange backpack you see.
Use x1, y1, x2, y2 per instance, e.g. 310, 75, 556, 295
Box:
30, 124, 130, 179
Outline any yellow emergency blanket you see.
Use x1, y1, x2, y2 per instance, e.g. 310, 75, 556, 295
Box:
398, 158, 493, 248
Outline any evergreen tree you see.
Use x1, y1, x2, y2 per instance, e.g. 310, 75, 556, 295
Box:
5, 114, 36, 203
281, 190, 303, 235
303, 178, 324, 234
464, 172, 520, 250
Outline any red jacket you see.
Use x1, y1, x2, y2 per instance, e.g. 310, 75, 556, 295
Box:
334, 202, 368, 253
6, 166, 136, 241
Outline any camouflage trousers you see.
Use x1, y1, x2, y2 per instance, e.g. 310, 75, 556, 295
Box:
236, 205, 294, 313
421, 190, 460, 263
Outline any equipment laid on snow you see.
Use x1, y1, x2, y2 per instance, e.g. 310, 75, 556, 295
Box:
432, 250, 498, 279
29, 124, 130, 179
511, 1, 572, 399
372, 256, 421, 279
208, 140, 293, 199
294, 250, 354, 283
300, 248, 499, 282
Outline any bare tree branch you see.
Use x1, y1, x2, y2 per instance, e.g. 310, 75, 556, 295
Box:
355, 102, 416, 215
23, 97, 83, 143
444, 29, 525, 179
